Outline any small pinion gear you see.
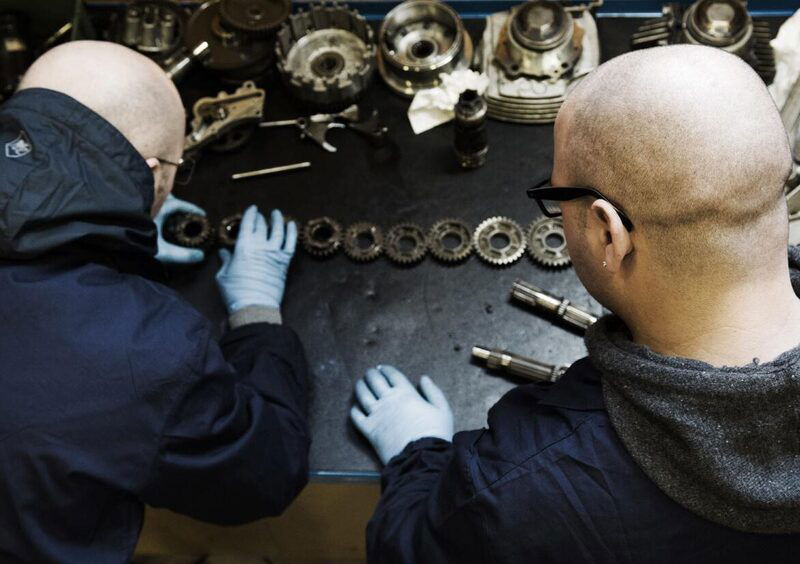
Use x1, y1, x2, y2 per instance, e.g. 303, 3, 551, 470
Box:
385, 223, 427, 265
427, 219, 473, 263
219, 0, 290, 35
473, 216, 527, 266
526, 217, 571, 268
343, 222, 384, 262
302, 217, 343, 257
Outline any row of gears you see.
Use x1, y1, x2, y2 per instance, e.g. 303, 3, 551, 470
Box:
164, 213, 571, 268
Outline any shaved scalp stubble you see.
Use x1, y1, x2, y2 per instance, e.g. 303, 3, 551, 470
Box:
557, 44, 792, 275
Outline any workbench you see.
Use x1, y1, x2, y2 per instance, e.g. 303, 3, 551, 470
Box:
164, 14, 759, 480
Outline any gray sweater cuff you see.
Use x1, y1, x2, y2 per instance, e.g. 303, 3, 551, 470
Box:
229, 306, 282, 328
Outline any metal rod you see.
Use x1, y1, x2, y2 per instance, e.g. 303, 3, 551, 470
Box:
511, 279, 598, 332
472, 346, 567, 383
231, 161, 311, 180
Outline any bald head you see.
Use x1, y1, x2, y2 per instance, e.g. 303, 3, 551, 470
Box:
19, 40, 185, 163
554, 45, 791, 274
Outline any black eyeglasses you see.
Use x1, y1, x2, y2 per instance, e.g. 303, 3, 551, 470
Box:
155, 156, 196, 186
527, 177, 634, 231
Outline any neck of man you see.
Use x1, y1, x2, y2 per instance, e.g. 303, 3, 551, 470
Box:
623, 264, 800, 367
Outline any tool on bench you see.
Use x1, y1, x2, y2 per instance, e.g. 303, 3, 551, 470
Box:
473, 346, 568, 383
231, 161, 311, 180
511, 279, 597, 332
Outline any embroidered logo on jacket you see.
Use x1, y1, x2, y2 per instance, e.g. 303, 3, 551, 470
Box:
5, 130, 32, 158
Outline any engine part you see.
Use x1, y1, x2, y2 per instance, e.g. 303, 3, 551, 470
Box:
164, 41, 212, 82
260, 104, 387, 152
302, 217, 343, 257
115, 1, 187, 59
475, 1, 600, 124
0, 13, 30, 102
184, 81, 265, 156
185, 0, 287, 82
474, 217, 526, 266
630, 1, 774, 83
218, 213, 243, 247
385, 223, 427, 265
454, 89, 488, 169
232, 161, 311, 180
427, 219, 473, 263
276, 4, 376, 110
473, 345, 567, 382
511, 279, 597, 331
377, 0, 473, 97
163, 212, 216, 249
344, 222, 384, 262
527, 217, 570, 267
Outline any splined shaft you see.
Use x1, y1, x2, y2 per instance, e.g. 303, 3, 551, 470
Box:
472, 346, 567, 382
511, 279, 597, 332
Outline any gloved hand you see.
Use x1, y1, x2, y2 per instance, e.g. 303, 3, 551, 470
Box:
215, 205, 297, 313
350, 365, 454, 464
154, 194, 207, 264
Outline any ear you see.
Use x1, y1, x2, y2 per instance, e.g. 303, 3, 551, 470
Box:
144, 157, 160, 172
589, 199, 633, 273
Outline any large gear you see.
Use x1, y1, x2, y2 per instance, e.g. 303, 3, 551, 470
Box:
302, 217, 343, 257
220, 0, 290, 35
343, 222, 384, 262
218, 213, 243, 248
163, 213, 216, 249
527, 217, 571, 268
385, 223, 427, 265
276, 4, 376, 109
427, 219, 473, 263
473, 217, 527, 266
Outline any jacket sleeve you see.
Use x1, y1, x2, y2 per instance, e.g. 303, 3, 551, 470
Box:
366, 435, 490, 564
138, 321, 310, 525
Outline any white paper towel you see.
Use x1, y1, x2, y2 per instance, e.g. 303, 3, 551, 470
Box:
769, 9, 800, 108
407, 70, 489, 135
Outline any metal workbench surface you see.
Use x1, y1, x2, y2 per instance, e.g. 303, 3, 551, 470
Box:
165, 16, 694, 478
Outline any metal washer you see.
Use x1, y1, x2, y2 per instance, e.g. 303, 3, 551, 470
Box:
527, 217, 571, 268
473, 216, 527, 266
385, 223, 427, 265
428, 219, 473, 263
302, 217, 343, 257
344, 222, 384, 262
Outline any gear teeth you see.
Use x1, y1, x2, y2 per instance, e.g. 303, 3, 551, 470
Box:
163, 213, 216, 250
219, 0, 290, 35
428, 218, 473, 263
302, 217, 343, 257
526, 217, 571, 268
385, 223, 427, 265
343, 222, 384, 262
473, 216, 526, 267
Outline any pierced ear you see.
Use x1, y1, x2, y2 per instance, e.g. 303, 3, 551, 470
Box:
590, 200, 633, 273
144, 157, 160, 172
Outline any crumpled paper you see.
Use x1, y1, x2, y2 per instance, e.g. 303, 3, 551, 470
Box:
407, 69, 489, 135
769, 8, 800, 108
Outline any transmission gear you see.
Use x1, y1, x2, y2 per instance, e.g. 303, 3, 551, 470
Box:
276, 4, 375, 109
163, 213, 216, 249
527, 217, 571, 268
218, 213, 243, 248
220, 0, 290, 35
344, 222, 384, 262
385, 223, 427, 265
473, 217, 526, 266
427, 219, 473, 263
302, 217, 343, 257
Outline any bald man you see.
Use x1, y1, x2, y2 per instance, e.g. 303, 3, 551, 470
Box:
0, 41, 309, 561
351, 45, 800, 562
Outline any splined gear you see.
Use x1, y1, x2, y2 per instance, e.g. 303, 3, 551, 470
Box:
527, 217, 571, 268
385, 223, 427, 265
220, 0, 290, 35
302, 217, 343, 257
276, 4, 376, 109
344, 222, 384, 262
218, 213, 243, 248
163, 213, 216, 249
473, 217, 527, 266
428, 219, 473, 263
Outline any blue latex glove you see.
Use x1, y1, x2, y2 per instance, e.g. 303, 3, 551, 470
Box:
154, 194, 207, 264
350, 365, 454, 464
215, 206, 297, 313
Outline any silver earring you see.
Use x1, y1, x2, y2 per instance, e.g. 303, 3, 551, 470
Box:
602, 261, 607, 268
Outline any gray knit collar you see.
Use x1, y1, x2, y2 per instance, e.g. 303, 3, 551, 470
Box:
585, 247, 800, 534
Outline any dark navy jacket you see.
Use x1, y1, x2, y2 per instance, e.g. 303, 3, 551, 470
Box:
0, 89, 310, 562
368, 358, 800, 563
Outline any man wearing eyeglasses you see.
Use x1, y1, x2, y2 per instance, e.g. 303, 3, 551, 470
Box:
353, 45, 800, 562
0, 41, 310, 561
